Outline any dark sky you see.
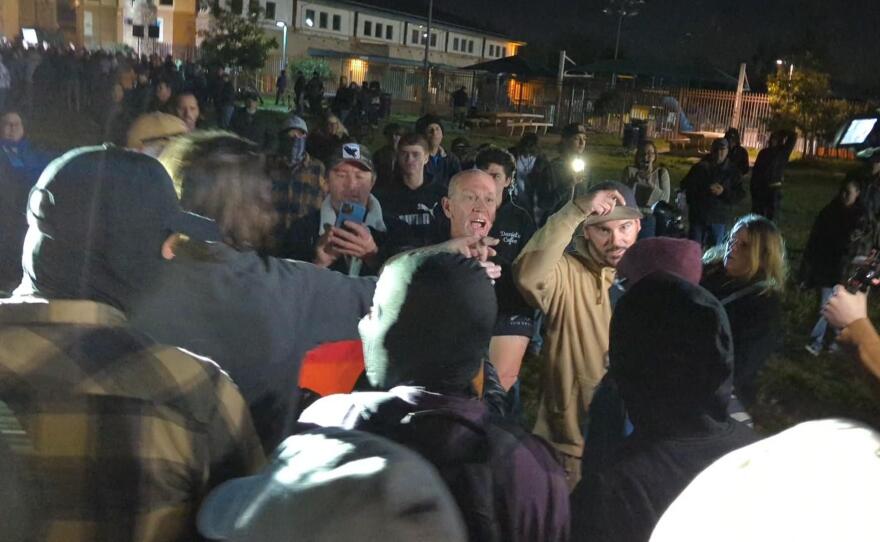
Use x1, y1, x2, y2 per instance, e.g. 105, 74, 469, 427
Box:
430, 0, 880, 96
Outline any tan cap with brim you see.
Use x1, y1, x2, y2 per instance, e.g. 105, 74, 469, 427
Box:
581, 180, 644, 226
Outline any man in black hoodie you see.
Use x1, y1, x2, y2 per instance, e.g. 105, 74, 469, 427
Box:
570, 272, 758, 542
681, 137, 745, 247
300, 251, 569, 542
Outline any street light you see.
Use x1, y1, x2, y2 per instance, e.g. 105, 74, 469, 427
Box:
603, 0, 644, 61
275, 20, 288, 71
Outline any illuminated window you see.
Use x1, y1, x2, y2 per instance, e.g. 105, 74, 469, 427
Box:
332, 14, 341, 31
319, 12, 327, 28
364, 20, 371, 35
385, 25, 393, 40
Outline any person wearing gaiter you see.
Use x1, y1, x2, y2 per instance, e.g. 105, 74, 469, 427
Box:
269, 115, 326, 251
2, 146, 264, 541
300, 252, 569, 542
570, 272, 758, 542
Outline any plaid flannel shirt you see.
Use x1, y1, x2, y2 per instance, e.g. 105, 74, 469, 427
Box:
272, 154, 326, 231
0, 298, 265, 542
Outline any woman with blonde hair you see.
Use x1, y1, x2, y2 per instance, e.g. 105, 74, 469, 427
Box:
701, 214, 786, 408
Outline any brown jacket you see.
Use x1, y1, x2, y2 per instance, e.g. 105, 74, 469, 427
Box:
514, 201, 615, 456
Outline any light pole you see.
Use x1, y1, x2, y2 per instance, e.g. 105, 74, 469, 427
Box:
603, 0, 643, 87
421, 0, 434, 114
275, 20, 288, 71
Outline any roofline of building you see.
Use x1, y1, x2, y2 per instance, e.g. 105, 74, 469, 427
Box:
315, 0, 526, 45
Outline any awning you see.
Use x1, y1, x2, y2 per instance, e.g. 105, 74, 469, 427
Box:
461, 55, 554, 78
306, 48, 460, 70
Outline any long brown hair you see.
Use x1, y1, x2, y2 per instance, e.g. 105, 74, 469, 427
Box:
159, 131, 277, 252
704, 214, 787, 292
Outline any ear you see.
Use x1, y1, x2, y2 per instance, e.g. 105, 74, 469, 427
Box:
441, 196, 453, 219
161, 233, 179, 260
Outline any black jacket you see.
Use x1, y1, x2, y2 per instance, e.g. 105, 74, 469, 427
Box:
490, 198, 537, 317
229, 108, 274, 150
129, 242, 375, 451
283, 208, 414, 276
571, 273, 758, 542
681, 158, 745, 225
799, 199, 862, 288
750, 130, 797, 196
701, 265, 782, 407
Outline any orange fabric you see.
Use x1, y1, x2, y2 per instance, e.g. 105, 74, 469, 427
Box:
299, 340, 365, 397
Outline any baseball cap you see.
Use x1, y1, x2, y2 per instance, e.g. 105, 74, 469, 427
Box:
581, 180, 644, 226
561, 123, 588, 139
326, 142, 374, 172
126, 112, 187, 149
198, 428, 467, 541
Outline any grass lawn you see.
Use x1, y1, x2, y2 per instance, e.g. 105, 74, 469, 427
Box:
27, 102, 880, 435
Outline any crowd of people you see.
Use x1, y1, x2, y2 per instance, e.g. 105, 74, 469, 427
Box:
3, 43, 880, 542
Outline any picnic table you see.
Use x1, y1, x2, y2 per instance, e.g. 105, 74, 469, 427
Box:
679, 131, 725, 152
467, 112, 552, 136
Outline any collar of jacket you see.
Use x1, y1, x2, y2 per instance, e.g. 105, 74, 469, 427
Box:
431, 146, 448, 159
0, 298, 127, 327
573, 235, 617, 303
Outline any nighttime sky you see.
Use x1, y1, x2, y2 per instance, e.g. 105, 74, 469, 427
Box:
429, 0, 880, 95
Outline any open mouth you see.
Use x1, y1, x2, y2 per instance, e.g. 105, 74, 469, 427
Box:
469, 217, 489, 234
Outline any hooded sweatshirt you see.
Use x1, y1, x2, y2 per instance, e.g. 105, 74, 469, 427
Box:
570, 272, 758, 542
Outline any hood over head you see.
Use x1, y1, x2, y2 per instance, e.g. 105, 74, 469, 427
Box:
610, 271, 733, 434
17, 145, 218, 312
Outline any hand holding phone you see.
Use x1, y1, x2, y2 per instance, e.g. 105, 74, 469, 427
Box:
335, 201, 367, 228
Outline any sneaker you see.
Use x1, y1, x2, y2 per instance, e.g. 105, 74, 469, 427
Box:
805, 344, 821, 357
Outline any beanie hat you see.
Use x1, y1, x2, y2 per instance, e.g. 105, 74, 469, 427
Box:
415, 114, 444, 136
363, 251, 497, 393
198, 428, 467, 542
617, 237, 703, 287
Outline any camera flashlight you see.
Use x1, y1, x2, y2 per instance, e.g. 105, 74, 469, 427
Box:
571, 157, 586, 174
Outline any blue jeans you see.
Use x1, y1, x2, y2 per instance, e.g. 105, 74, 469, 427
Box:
689, 222, 726, 248
809, 287, 838, 350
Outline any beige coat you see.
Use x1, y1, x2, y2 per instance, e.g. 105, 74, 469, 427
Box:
514, 201, 615, 458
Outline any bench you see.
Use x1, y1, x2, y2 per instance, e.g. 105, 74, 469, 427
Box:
507, 121, 553, 137
465, 117, 493, 129
668, 137, 691, 151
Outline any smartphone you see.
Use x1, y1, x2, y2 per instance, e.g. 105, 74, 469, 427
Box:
335, 201, 367, 228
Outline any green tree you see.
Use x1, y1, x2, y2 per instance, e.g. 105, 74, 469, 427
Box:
767, 67, 852, 156
199, 3, 278, 75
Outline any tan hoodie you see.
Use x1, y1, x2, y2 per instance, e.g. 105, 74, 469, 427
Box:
514, 201, 615, 456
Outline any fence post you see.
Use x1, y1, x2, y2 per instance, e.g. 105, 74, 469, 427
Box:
731, 62, 746, 130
